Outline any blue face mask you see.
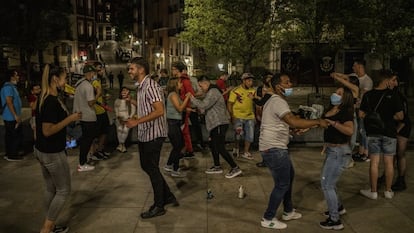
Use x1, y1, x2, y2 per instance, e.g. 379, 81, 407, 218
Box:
330, 93, 342, 105
283, 88, 293, 97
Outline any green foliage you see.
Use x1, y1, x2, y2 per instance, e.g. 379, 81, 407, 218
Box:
181, 0, 274, 71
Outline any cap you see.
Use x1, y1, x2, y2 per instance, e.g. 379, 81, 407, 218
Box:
241, 73, 254, 80
83, 65, 96, 74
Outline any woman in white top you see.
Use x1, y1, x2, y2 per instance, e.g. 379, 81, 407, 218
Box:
114, 87, 136, 152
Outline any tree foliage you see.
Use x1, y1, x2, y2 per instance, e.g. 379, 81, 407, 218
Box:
181, 0, 275, 71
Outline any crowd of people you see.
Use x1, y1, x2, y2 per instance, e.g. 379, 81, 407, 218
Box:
0, 58, 411, 232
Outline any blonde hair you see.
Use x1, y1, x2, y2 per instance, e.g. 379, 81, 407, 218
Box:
38, 64, 65, 113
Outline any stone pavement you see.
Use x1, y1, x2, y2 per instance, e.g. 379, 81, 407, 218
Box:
0, 142, 413, 233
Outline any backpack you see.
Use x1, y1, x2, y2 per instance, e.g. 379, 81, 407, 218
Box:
363, 92, 386, 136
0, 83, 10, 114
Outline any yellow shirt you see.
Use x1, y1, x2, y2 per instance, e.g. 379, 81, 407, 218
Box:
228, 86, 255, 119
91, 79, 105, 114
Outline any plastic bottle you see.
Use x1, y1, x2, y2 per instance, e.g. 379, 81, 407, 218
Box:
238, 185, 245, 199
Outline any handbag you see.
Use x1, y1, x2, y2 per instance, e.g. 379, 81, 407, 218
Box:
363, 92, 386, 135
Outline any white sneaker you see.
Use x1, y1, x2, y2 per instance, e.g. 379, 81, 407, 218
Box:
121, 144, 127, 153
346, 158, 355, 168
282, 209, 302, 221
171, 169, 187, 178
77, 164, 95, 172
232, 148, 239, 157
360, 189, 378, 200
241, 152, 254, 160
164, 164, 173, 172
261, 218, 287, 229
225, 167, 242, 178
384, 190, 394, 199
116, 144, 123, 152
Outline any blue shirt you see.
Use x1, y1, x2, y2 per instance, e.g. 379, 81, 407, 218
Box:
1, 82, 22, 121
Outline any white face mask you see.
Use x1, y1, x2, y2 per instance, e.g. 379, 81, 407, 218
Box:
283, 88, 293, 97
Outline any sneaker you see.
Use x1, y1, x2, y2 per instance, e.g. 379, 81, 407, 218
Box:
360, 189, 378, 200
323, 205, 347, 217
171, 169, 187, 178
96, 150, 110, 159
116, 144, 123, 152
346, 158, 355, 168
384, 190, 394, 199
282, 209, 302, 221
241, 152, 254, 160
353, 153, 369, 162
3, 156, 23, 161
205, 166, 223, 174
52, 225, 69, 233
121, 144, 127, 153
319, 217, 344, 230
164, 164, 173, 172
232, 148, 239, 157
261, 218, 287, 229
225, 167, 242, 178
77, 164, 95, 172
91, 152, 105, 161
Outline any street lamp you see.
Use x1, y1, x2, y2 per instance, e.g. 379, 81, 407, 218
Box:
218, 63, 224, 71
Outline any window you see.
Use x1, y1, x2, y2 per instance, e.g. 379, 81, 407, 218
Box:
78, 20, 84, 35
87, 22, 93, 37
97, 13, 103, 22
105, 2, 110, 10
105, 13, 111, 22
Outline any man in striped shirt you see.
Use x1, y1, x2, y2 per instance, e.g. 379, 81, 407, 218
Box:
126, 57, 178, 219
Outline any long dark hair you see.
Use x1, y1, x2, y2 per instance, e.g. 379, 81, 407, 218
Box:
330, 86, 354, 116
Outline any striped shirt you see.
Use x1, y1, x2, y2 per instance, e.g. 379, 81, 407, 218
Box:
135, 75, 167, 142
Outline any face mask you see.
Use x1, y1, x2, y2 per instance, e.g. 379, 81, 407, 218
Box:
330, 93, 342, 105
283, 88, 293, 97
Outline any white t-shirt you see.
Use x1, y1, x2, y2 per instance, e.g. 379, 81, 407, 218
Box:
73, 78, 96, 122
357, 73, 373, 92
259, 94, 291, 151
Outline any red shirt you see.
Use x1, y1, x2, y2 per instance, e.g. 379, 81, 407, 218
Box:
180, 74, 195, 107
216, 79, 228, 101
27, 94, 37, 116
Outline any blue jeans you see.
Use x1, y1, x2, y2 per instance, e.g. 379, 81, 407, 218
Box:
368, 136, 397, 155
233, 118, 255, 142
261, 148, 294, 220
321, 145, 351, 221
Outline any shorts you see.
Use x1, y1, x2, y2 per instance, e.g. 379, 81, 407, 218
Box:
367, 136, 397, 156
233, 118, 255, 142
96, 113, 110, 135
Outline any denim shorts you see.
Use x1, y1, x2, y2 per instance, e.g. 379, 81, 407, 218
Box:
233, 118, 255, 142
367, 136, 397, 156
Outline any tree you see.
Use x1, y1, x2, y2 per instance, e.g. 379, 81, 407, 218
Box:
0, 0, 72, 82
346, 0, 414, 64
181, 0, 275, 72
